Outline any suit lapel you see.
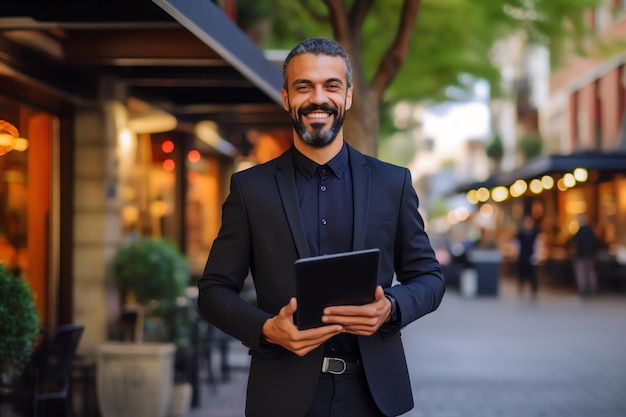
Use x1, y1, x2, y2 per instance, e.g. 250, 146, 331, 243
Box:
275, 148, 311, 258
348, 145, 370, 251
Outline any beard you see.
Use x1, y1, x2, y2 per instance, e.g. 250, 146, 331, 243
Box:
289, 103, 345, 148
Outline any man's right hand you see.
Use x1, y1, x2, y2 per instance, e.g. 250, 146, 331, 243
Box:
262, 297, 344, 357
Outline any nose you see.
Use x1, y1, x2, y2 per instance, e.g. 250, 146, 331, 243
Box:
310, 85, 327, 104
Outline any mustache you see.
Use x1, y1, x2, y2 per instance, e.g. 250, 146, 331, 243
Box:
298, 104, 338, 116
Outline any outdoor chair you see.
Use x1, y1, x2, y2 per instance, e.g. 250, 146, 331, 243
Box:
32, 323, 85, 417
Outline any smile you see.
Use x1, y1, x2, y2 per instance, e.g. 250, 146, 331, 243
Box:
306, 112, 331, 119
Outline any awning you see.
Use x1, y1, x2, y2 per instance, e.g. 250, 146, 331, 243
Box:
152, 0, 283, 105
454, 175, 503, 194
497, 150, 626, 186
455, 150, 626, 194
0, 0, 287, 131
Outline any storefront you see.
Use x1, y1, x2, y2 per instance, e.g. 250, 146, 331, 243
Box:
1, 0, 289, 354
457, 150, 626, 291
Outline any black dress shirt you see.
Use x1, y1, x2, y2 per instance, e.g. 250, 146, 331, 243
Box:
292, 144, 358, 357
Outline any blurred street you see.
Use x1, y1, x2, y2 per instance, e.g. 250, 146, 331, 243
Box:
190, 277, 626, 417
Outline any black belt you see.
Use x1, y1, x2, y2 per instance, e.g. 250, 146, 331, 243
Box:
321, 357, 361, 375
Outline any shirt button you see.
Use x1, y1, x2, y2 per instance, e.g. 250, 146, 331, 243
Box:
321, 218, 327, 225
320, 185, 327, 192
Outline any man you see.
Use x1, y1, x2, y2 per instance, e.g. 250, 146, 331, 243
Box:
572, 213, 597, 297
515, 215, 539, 298
198, 38, 445, 417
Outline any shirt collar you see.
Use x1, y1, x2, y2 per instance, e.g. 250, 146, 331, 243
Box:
292, 143, 349, 179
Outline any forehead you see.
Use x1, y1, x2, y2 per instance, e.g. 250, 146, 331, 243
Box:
285, 53, 347, 85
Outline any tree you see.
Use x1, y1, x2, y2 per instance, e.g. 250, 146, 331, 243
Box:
239, 0, 602, 156
518, 131, 543, 161
486, 134, 504, 171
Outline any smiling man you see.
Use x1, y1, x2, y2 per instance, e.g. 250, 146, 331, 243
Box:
283, 49, 352, 149
197, 38, 445, 417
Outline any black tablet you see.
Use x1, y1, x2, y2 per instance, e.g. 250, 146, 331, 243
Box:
294, 248, 380, 330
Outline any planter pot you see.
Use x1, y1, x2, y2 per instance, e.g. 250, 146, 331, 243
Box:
96, 342, 176, 417
168, 382, 192, 417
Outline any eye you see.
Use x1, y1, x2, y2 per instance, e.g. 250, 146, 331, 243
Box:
327, 83, 341, 91
295, 84, 311, 92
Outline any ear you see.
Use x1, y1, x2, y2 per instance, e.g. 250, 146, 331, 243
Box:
281, 88, 290, 111
345, 87, 353, 111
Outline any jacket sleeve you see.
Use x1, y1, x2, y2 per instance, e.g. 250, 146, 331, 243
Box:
381, 168, 445, 334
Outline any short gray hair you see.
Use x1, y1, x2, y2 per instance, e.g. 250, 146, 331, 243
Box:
282, 38, 353, 89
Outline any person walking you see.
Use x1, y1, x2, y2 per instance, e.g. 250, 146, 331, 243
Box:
572, 214, 598, 297
197, 38, 445, 417
515, 215, 539, 298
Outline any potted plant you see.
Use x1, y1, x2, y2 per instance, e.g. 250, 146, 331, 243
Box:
0, 263, 40, 396
96, 233, 192, 417
111, 232, 189, 342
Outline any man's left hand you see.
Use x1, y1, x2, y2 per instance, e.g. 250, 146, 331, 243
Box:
321, 285, 392, 335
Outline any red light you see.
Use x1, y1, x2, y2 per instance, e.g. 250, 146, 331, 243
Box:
188, 171, 199, 182
162, 159, 176, 171
187, 149, 201, 163
162, 140, 175, 153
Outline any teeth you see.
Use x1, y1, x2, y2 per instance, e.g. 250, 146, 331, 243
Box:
308, 113, 330, 119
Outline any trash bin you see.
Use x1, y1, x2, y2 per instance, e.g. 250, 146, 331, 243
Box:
467, 249, 502, 296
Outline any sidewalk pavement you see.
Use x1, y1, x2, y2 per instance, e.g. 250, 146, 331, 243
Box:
190, 277, 626, 417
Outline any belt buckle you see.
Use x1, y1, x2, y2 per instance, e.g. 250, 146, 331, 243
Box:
322, 357, 347, 375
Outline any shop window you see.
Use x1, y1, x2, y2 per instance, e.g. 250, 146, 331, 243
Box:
0, 100, 55, 329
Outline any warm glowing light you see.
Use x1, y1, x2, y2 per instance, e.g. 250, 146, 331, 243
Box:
573, 167, 588, 182
565, 201, 587, 214
479, 203, 494, 217
454, 206, 470, 222
556, 178, 568, 191
491, 186, 509, 202
446, 211, 459, 225
122, 206, 139, 224
529, 179, 543, 194
162, 140, 175, 153
162, 159, 176, 171
466, 189, 479, 205
188, 171, 199, 182
510, 179, 527, 197
476, 187, 490, 202
563, 173, 576, 188
187, 149, 201, 163
0, 133, 14, 155
0, 120, 29, 155
150, 200, 169, 217
541, 175, 554, 190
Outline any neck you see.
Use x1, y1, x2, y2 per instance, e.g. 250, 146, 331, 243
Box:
293, 132, 344, 165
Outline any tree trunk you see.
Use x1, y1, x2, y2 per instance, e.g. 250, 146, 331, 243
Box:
344, 86, 380, 157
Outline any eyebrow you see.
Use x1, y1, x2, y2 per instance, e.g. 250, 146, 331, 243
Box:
292, 77, 345, 86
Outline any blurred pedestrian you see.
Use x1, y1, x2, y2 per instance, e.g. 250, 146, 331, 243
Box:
572, 214, 598, 297
197, 38, 444, 417
514, 215, 539, 298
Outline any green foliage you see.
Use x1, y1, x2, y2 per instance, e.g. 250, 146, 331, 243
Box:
112, 234, 191, 348
260, 0, 602, 105
0, 264, 40, 379
518, 131, 543, 160
486, 135, 504, 159
112, 234, 189, 308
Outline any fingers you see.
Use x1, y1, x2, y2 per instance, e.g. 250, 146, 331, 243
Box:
321, 286, 390, 335
263, 298, 344, 357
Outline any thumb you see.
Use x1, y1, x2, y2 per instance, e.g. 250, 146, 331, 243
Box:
374, 285, 386, 301
283, 297, 298, 316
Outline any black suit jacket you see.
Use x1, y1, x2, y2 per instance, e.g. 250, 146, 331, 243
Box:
198, 144, 445, 417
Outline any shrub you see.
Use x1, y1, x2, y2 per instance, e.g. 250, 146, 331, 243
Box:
0, 264, 40, 380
